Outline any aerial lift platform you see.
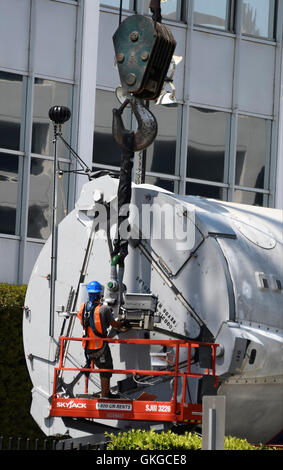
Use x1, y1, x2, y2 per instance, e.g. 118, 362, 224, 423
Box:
50, 336, 218, 424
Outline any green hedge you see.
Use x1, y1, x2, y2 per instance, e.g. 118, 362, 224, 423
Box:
105, 429, 273, 451
0, 283, 45, 439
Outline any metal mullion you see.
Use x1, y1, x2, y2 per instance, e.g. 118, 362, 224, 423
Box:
146, 171, 180, 181
264, 119, 272, 191
234, 185, 270, 194
30, 152, 71, 164
176, 0, 182, 22
15, 154, 24, 237
18, 75, 34, 284
223, 112, 232, 198
33, 73, 75, 85
227, 0, 243, 202
178, 1, 193, 195
0, 234, 20, 241
92, 162, 120, 171
227, 113, 238, 202
225, 0, 231, 31
186, 178, 229, 188
229, 0, 236, 33
189, 101, 231, 113
50, 0, 78, 5
0, 148, 25, 156
17, 0, 36, 284
174, 104, 183, 193
179, 103, 189, 195
268, 0, 276, 40
270, 0, 283, 208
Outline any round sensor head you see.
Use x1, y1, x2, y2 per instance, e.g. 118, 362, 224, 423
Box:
49, 106, 71, 125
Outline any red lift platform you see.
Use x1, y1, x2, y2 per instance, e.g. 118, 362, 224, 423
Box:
50, 336, 218, 424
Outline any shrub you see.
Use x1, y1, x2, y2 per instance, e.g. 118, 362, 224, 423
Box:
106, 429, 202, 450
0, 283, 45, 438
105, 429, 273, 451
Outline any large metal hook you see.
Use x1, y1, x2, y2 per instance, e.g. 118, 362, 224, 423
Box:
112, 98, 158, 152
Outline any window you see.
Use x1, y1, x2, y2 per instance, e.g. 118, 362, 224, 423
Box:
0, 72, 24, 236
234, 189, 264, 206
27, 158, 69, 239
187, 107, 228, 183
145, 175, 175, 192
93, 89, 123, 168
186, 182, 225, 199
242, 0, 276, 39
146, 103, 178, 175
193, 0, 233, 31
235, 115, 270, 190
100, 0, 132, 9
0, 154, 19, 235
144, 0, 181, 21
0, 72, 23, 151
32, 79, 73, 158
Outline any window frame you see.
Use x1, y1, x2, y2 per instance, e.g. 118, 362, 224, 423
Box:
241, 0, 277, 41
31, 77, 74, 160
100, 0, 135, 12
186, 105, 231, 185
27, 155, 70, 240
235, 114, 272, 192
142, 0, 183, 22
0, 71, 27, 238
193, 0, 236, 33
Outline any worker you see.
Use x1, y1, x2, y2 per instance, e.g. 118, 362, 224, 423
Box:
77, 280, 130, 399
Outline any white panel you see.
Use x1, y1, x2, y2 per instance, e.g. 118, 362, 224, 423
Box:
0, 238, 19, 283
0, 0, 30, 72
190, 31, 234, 108
96, 11, 120, 89
23, 241, 44, 284
33, 0, 77, 80
239, 41, 275, 116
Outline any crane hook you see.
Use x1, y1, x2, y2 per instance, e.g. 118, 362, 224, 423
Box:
112, 97, 158, 152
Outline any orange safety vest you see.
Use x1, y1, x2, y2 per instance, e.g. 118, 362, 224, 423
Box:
77, 303, 104, 350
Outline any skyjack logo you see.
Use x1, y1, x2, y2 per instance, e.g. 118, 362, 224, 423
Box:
56, 400, 86, 409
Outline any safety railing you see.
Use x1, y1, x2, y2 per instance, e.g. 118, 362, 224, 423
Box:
50, 336, 218, 423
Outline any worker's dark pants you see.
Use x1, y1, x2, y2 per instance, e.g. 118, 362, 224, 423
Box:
87, 343, 113, 379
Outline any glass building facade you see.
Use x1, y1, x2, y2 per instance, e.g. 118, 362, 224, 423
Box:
96, 0, 281, 207
0, 0, 282, 284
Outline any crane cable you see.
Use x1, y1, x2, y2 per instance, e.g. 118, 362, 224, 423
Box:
119, 0, 123, 25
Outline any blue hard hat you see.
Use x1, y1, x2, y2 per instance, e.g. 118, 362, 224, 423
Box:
87, 280, 102, 293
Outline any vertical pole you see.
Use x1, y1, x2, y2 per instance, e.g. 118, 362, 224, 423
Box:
172, 344, 180, 417
208, 408, 217, 450
202, 396, 226, 451
52, 369, 58, 397
49, 124, 59, 337
85, 376, 89, 394
59, 337, 64, 368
